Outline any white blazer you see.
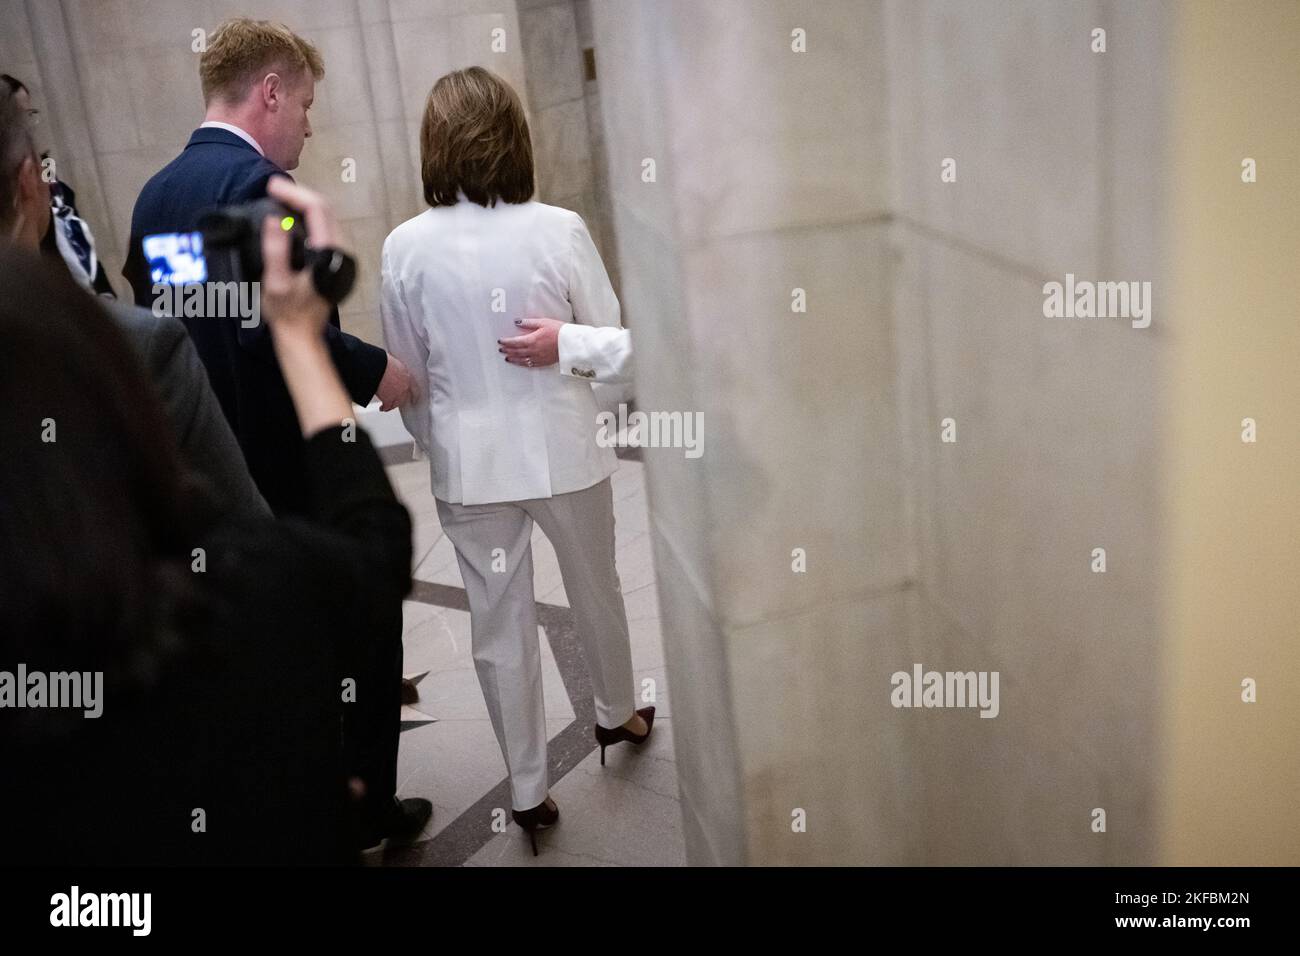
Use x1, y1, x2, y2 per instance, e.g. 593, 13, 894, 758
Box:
380, 199, 620, 505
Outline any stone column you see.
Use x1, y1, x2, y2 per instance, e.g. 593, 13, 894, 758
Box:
590, 0, 905, 864
591, 0, 1176, 864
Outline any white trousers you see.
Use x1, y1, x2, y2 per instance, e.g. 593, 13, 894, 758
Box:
435, 478, 636, 811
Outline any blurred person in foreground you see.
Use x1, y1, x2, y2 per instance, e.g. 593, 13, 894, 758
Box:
0, 177, 411, 864
0, 84, 267, 519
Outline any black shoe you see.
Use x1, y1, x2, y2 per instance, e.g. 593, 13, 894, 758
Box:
511, 798, 559, 857
594, 706, 656, 766
400, 677, 420, 705
361, 797, 432, 851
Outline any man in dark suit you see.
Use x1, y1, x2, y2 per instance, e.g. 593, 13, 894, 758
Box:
123, 21, 414, 520
120, 18, 428, 850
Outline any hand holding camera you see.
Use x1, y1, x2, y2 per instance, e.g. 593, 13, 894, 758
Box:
254, 176, 349, 341
256, 178, 356, 437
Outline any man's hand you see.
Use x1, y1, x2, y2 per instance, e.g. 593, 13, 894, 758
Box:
498, 317, 565, 368
375, 352, 415, 411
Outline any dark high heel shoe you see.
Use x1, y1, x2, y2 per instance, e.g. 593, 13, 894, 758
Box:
511, 798, 559, 857
594, 706, 656, 766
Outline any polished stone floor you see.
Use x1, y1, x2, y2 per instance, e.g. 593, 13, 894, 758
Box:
378, 454, 684, 866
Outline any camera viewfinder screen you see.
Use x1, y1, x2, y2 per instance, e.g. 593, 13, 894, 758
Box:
143, 231, 207, 285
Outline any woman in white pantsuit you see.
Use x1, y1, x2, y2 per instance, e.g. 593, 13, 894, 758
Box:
379, 67, 652, 855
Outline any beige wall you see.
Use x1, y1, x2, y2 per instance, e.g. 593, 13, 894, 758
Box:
1159, 0, 1300, 866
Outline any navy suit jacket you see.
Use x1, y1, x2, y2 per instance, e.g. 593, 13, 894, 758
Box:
124, 127, 387, 516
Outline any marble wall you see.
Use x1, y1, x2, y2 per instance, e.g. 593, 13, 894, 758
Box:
883, 0, 1173, 865
0, 0, 619, 352
589, 0, 1175, 864
588, 0, 906, 865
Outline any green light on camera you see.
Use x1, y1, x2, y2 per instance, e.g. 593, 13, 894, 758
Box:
280, 216, 295, 231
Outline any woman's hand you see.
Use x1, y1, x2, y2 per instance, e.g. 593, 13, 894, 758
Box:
498, 317, 565, 368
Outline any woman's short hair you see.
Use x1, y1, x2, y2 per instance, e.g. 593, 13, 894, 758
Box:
420, 67, 534, 208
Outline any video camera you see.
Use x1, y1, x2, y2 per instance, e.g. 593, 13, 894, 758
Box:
143, 198, 356, 305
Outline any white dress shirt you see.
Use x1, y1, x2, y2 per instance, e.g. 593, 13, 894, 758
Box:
198, 121, 265, 156
380, 200, 620, 505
